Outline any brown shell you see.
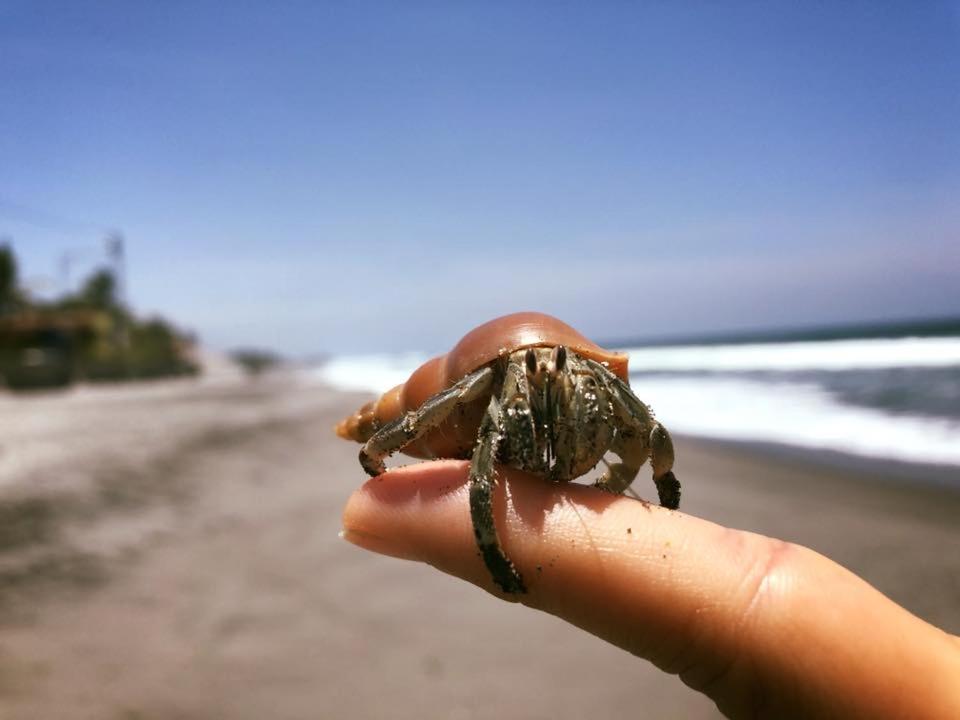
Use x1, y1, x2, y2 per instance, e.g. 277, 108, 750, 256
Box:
335, 312, 629, 459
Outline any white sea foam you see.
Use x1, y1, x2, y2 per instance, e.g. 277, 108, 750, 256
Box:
313, 352, 429, 394
620, 336, 960, 372
632, 376, 960, 466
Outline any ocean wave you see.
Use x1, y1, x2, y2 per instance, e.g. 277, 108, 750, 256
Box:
632, 375, 960, 466
619, 336, 960, 372
313, 352, 429, 394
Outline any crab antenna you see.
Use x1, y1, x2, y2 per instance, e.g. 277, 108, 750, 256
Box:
550, 345, 567, 373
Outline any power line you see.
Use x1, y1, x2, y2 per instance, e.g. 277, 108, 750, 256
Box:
0, 197, 107, 236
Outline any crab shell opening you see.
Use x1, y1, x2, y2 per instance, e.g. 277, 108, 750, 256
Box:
335, 312, 629, 458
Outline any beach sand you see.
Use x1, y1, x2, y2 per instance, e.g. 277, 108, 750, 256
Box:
0, 374, 957, 719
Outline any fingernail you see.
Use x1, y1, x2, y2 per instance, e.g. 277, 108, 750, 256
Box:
341, 527, 419, 561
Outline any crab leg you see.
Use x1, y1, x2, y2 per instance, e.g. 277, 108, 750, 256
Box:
649, 424, 681, 509
586, 360, 681, 510
359, 366, 494, 476
498, 358, 541, 471
593, 429, 650, 494
550, 357, 616, 482
470, 395, 527, 594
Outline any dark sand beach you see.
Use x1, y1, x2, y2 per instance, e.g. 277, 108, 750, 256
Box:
0, 373, 957, 719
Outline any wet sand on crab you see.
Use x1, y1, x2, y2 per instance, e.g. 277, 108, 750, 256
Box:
0, 374, 957, 719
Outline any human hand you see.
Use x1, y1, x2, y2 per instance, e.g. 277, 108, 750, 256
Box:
342, 461, 960, 719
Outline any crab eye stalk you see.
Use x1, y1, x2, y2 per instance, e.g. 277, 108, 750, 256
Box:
550, 345, 567, 374
525, 348, 538, 375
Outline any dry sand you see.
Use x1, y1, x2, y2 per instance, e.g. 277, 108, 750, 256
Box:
0, 374, 957, 719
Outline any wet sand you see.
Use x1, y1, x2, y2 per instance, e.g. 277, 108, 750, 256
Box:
0, 374, 957, 719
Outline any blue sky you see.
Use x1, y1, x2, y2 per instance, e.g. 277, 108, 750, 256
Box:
2, 2, 958, 354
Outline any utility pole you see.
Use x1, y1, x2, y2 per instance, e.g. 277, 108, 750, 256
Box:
104, 233, 131, 366
105, 233, 126, 306
59, 252, 73, 294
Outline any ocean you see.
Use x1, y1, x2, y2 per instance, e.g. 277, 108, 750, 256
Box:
315, 320, 960, 469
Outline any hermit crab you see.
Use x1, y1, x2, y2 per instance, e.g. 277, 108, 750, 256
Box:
336, 312, 680, 594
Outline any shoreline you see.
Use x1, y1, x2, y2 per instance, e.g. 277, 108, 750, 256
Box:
676, 433, 960, 492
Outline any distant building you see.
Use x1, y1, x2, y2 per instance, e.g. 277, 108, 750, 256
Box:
0, 309, 109, 389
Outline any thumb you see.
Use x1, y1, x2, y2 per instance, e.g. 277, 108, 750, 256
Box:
342, 461, 960, 720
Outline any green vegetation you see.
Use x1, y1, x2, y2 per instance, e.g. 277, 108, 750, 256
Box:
0, 243, 198, 390
0, 244, 25, 314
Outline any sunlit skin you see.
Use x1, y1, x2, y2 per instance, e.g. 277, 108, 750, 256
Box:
342, 461, 960, 720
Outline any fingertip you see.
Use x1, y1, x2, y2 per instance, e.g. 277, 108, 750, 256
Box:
341, 460, 479, 567
339, 460, 713, 613
340, 461, 782, 666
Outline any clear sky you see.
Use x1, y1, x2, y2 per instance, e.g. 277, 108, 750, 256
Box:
2, 2, 958, 354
